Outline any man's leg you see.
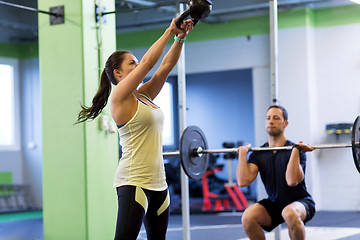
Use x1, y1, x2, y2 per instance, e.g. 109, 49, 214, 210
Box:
282, 201, 306, 240
241, 203, 272, 240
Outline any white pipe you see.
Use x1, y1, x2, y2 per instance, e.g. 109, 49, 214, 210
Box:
270, 0, 279, 105
177, 3, 191, 240
270, 0, 281, 238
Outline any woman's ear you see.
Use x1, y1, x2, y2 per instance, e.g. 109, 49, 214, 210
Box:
113, 69, 122, 78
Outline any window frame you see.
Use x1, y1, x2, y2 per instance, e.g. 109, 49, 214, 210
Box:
0, 57, 21, 151
160, 76, 179, 151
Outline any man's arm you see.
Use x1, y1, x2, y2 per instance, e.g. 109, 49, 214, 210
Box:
236, 144, 259, 187
286, 142, 314, 186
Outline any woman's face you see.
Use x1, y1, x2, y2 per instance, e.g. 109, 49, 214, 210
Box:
117, 53, 139, 80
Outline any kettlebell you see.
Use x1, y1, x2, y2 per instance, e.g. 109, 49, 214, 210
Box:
175, 0, 213, 29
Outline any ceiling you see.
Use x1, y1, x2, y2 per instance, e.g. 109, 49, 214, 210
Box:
0, 0, 354, 43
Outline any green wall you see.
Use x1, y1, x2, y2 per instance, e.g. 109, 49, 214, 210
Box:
0, 211, 42, 223
0, 172, 12, 184
39, 0, 87, 239
0, 42, 38, 59
82, 1, 119, 239
38, 0, 117, 239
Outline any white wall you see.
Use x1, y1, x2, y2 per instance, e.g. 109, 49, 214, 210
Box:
313, 23, 360, 210
277, 23, 360, 210
277, 26, 321, 204
20, 58, 43, 208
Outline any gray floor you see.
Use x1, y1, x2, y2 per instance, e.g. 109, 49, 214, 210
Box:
0, 218, 43, 240
162, 211, 360, 240
1, 211, 360, 239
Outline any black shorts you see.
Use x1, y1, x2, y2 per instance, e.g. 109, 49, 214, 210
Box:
258, 197, 316, 232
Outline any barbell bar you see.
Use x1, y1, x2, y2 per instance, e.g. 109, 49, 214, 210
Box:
163, 143, 355, 156
163, 115, 360, 180
198, 143, 355, 154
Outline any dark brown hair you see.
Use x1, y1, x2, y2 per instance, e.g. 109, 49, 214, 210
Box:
76, 50, 130, 124
267, 105, 288, 121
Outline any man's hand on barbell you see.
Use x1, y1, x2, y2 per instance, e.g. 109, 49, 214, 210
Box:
237, 144, 252, 156
295, 141, 315, 153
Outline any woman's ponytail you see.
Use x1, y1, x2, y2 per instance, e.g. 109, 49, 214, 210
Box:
75, 50, 130, 124
75, 70, 111, 124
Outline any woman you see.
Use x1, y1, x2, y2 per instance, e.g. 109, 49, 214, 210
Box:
76, 18, 194, 240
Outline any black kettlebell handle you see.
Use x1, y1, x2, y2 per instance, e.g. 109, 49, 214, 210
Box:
175, 8, 191, 29
175, 13, 199, 29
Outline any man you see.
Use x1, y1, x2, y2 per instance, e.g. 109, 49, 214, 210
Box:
236, 105, 315, 240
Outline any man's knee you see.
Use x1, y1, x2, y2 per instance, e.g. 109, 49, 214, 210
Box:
282, 207, 303, 227
242, 207, 266, 229
241, 209, 253, 228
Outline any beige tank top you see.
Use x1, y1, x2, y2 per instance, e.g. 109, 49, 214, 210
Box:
113, 98, 167, 191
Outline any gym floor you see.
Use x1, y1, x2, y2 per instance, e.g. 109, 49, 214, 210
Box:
1, 210, 360, 240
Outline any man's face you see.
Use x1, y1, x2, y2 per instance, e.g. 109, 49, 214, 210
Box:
265, 107, 288, 137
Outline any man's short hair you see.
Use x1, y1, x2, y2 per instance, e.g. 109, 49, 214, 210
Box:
267, 105, 288, 121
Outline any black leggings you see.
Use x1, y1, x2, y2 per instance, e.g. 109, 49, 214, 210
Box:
114, 185, 170, 240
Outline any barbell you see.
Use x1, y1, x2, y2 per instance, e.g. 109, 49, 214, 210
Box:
163, 115, 360, 180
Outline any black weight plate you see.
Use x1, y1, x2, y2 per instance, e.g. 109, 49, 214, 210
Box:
180, 126, 209, 180
352, 115, 360, 173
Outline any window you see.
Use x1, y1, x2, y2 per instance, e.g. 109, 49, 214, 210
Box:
0, 59, 20, 150
139, 77, 178, 150
154, 81, 175, 146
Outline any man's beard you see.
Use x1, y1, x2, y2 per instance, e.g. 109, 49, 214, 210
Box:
267, 128, 283, 137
